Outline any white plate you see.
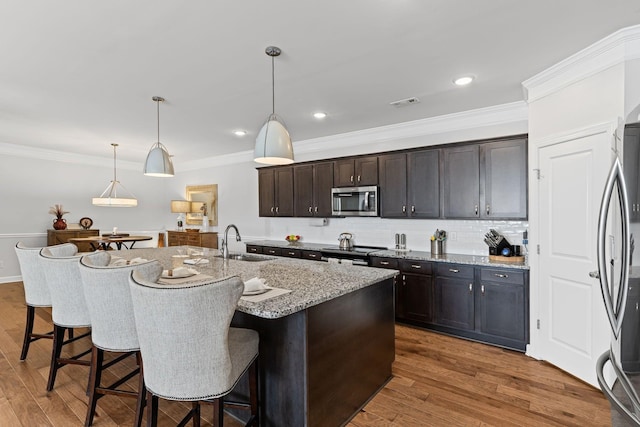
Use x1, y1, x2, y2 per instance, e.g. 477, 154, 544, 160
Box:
243, 288, 271, 296
161, 268, 198, 279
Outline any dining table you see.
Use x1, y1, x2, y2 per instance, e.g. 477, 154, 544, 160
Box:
69, 234, 152, 251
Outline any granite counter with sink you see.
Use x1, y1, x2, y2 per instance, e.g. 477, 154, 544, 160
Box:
108, 246, 396, 427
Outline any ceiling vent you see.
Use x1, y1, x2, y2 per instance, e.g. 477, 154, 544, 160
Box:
390, 97, 420, 108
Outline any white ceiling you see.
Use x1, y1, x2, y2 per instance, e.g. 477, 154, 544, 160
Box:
1, 1, 639, 164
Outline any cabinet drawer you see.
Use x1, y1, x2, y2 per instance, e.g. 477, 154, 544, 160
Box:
302, 250, 322, 261
436, 263, 474, 279
246, 245, 263, 254
480, 268, 524, 285
370, 257, 399, 269
263, 247, 282, 256
400, 259, 432, 274
282, 248, 301, 258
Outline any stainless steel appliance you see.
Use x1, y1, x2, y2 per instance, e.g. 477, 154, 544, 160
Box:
319, 245, 387, 266
338, 232, 354, 250
331, 186, 378, 217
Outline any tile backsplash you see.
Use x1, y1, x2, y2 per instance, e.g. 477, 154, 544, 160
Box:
268, 217, 529, 256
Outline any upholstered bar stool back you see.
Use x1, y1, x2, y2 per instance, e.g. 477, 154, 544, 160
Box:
14, 242, 78, 361
129, 273, 259, 426
39, 247, 92, 391
79, 252, 162, 427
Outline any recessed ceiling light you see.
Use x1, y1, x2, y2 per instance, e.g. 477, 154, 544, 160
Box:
234, 130, 247, 136
453, 76, 475, 86
313, 112, 327, 119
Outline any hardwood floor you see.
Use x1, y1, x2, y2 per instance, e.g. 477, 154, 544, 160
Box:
0, 281, 611, 426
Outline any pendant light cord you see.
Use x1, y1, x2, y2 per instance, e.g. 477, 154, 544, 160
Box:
271, 55, 275, 115
157, 99, 161, 143
112, 143, 118, 183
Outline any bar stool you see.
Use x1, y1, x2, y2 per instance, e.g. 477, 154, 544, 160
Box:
14, 242, 78, 361
39, 247, 92, 391
128, 272, 260, 427
79, 252, 162, 427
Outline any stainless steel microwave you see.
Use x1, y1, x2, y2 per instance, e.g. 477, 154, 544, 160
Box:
331, 186, 379, 217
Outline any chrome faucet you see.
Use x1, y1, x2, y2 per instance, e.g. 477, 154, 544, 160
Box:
222, 224, 241, 259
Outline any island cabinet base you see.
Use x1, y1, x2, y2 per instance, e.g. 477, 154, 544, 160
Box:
230, 278, 395, 427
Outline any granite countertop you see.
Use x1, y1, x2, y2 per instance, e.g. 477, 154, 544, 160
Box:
110, 247, 397, 320
246, 240, 529, 270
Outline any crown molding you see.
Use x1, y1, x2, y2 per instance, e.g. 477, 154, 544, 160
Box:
1, 101, 527, 171
0, 142, 141, 170
180, 101, 528, 170
523, 24, 640, 103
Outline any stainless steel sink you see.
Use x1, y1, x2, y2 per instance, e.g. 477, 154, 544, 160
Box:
214, 254, 272, 262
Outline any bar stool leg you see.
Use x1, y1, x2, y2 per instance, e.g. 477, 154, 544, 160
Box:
47, 325, 66, 391
84, 346, 103, 426
20, 305, 36, 360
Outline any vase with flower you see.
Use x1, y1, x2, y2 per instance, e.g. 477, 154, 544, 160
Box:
200, 203, 209, 232
49, 204, 69, 230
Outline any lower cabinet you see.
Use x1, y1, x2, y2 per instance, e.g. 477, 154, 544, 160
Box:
372, 256, 529, 351
622, 277, 640, 372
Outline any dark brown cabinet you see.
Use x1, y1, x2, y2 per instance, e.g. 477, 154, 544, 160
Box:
379, 149, 440, 218
258, 167, 294, 217
333, 156, 378, 187
477, 268, 527, 343
294, 162, 334, 217
442, 137, 527, 219
434, 263, 475, 330
398, 260, 434, 323
624, 125, 640, 222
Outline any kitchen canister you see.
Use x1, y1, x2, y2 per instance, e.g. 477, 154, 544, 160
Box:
431, 239, 444, 255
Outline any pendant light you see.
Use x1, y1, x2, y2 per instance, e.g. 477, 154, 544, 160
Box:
92, 143, 138, 207
254, 46, 294, 165
144, 96, 175, 177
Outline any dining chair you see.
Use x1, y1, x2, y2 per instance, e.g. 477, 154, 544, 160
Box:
39, 246, 92, 391
79, 252, 163, 427
128, 272, 260, 427
14, 242, 78, 361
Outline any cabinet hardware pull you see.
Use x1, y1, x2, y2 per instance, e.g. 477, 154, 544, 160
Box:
449, 268, 459, 273
494, 273, 508, 278
402, 205, 406, 213
481, 285, 485, 295
350, 175, 354, 183
308, 206, 312, 213
636, 302, 639, 311
468, 283, 473, 292
270, 207, 274, 213
411, 264, 421, 269
309, 254, 317, 258
411, 205, 415, 213
275, 207, 279, 214
402, 274, 406, 285
381, 261, 389, 265
314, 207, 318, 213
357, 175, 361, 182
287, 251, 294, 255
486, 204, 490, 215
474, 205, 478, 216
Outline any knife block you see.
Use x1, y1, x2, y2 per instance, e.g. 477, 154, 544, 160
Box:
489, 239, 513, 256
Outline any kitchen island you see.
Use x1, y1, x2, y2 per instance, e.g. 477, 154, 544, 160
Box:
114, 247, 397, 427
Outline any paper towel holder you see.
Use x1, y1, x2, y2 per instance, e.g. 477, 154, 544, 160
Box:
309, 218, 328, 227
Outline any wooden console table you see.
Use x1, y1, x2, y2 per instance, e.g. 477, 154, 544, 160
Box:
47, 229, 99, 253
166, 231, 218, 249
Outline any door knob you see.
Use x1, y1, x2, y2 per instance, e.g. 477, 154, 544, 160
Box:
589, 270, 600, 279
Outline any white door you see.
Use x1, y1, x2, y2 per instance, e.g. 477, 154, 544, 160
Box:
537, 124, 614, 387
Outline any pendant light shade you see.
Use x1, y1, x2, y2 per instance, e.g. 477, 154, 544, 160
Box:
254, 46, 294, 165
144, 96, 175, 177
92, 143, 138, 207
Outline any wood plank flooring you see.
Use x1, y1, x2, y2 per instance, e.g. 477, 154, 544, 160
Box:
0, 281, 612, 426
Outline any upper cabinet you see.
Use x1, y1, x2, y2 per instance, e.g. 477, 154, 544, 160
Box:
334, 156, 378, 187
294, 162, 334, 217
379, 149, 440, 218
258, 167, 294, 217
624, 125, 640, 222
443, 137, 527, 219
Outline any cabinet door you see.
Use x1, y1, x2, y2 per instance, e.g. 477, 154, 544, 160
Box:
258, 169, 275, 217
333, 159, 355, 187
356, 156, 378, 186
399, 272, 434, 323
408, 149, 440, 218
481, 138, 527, 219
378, 153, 407, 217
274, 167, 294, 216
478, 281, 525, 341
442, 145, 480, 218
313, 162, 334, 217
294, 165, 314, 217
435, 276, 475, 330
624, 126, 640, 223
